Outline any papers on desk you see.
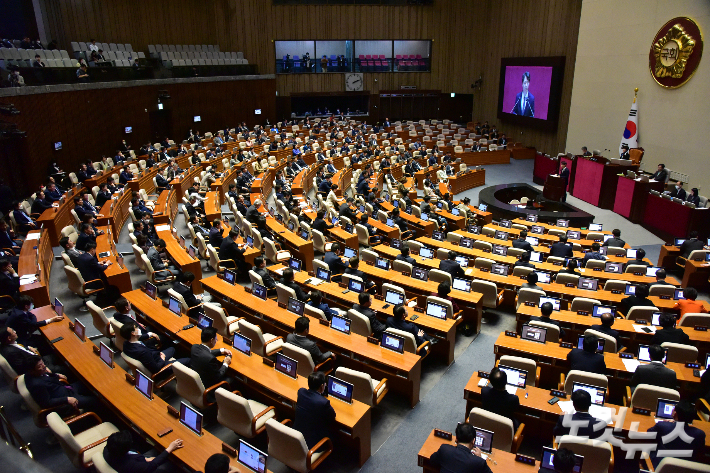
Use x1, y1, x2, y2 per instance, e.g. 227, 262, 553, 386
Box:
478, 378, 489, 388
557, 401, 614, 424
25, 233, 41, 241
52, 203, 59, 207
19, 275, 37, 285
274, 268, 285, 276
309, 278, 325, 286
505, 385, 518, 395
632, 324, 656, 334
622, 358, 641, 372
155, 224, 170, 232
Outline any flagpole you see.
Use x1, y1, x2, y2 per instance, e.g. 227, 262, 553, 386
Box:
633, 87, 638, 104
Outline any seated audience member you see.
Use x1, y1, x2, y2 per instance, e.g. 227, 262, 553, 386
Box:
172, 271, 203, 318
619, 283, 654, 317
630, 344, 676, 391
386, 304, 433, 348
553, 389, 604, 440
430, 422, 493, 473
530, 301, 565, 338
353, 292, 386, 338
218, 230, 249, 274
583, 242, 606, 265
280, 267, 311, 302
623, 248, 650, 271
602, 228, 625, 247
686, 187, 701, 207
590, 312, 622, 351
520, 271, 541, 291
251, 256, 276, 292
344, 257, 375, 292
307, 290, 339, 321
358, 214, 382, 244
120, 322, 189, 375
204, 454, 239, 473
395, 246, 416, 265
481, 367, 520, 429
556, 259, 581, 278
75, 222, 97, 251
549, 235, 573, 258
312, 210, 334, 234
0, 258, 20, 305
0, 326, 65, 375
679, 231, 704, 258
324, 243, 348, 279
31, 191, 53, 214
566, 334, 606, 375
552, 448, 578, 473
673, 286, 708, 317
113, 297, 167, 347
649, 268, 672, 286
439, 251, 465, 279
7, 295, 63, 348
12, 200, 36, 232
646, 400, 706, 467
294, 372, 336, 449
286, 316, 335, 364
650, 312, 691, 346
512, 230, 534, 252
514, 251, 536, 269
432, 282, 459, 314
190, 327, 233, 390
103, 430, 183, 473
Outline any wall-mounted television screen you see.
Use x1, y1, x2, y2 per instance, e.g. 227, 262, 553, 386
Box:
497, 56, 565, 131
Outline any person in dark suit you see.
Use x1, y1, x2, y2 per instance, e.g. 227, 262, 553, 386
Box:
552, 389, 605, 440
75, 242, 112, 291
430, 422, 493, 473
0, 221, 21, 252
75, 223, 97, 251
669, 181, 686, 200
646, 400, 706, 467
395, 246, 416, 265
293, 372, 336, 449
12, 201, 36, 232
556, 259, 581, 278
112, 298, 165, 348
520, 271, 542, 291
0, 326, 65, 375
7, 295, 63, 347
679, 231, 704, 258
623, 248, 650, 271
514, 251, 536, 269
103, 430, 184, 473
481, 367, 520, 429
280, 268, 311, 302
590, 312, 622, 351
559, 162, 570, 202
582, 242, 606, 266
530, 302, 565, 338
390, 208, 414, 239
353, 293, 386, 338
550, 235, 574, 258
512, 230, 534, 252
511, 72, 535, 117
245, 199, 262, 224
619, 144, 630, 160
208, 219, 224, 249
120, 322, 189, 375
439, 251, 465, 279
31, 191, 53, 214
286, 317, 334, 365
23, 355, 101, 414
324, 243, 349, 280
686, 187, 701, 207
339, 197, 358, 222
387, 304, 433, 347
651, 163, 668, 183
649, 268, 673, 287
630, 344, 676, 391
650, 312, 691, 346
619, 283, 654, 317
172, 272, 204, 318
0, 258, 20, 305
190, 327, 232, 389
344, 257, 376, 291
566, 334, 606, 375
218, 230, 249, 273
252, 256, 276, 291
602, 228, 626, 248
312, 210, 334, 235
94, 184, 113, 208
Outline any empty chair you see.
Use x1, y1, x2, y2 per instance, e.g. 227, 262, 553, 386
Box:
648, 284, 675, 298
474, 257, 495, 271
529, 320, 559, 343
215, 387, 276, 438
47, 412, 119, 469
237, 320, 283, 356
555, 273, 580, 287
569, 297, 601, 313
203, 302, 242, 338
264, 238, 290, 264
86, 300, 114, 339
347, 309, 373, 337
557, 435, 612, 473
678, 313, 710, 327
653, 458, 710, 473
334, 367, 388, 406
603, 279, 630, 292
471, 280, 504, 308
661, 342, 698, 363
265, 418, 333, 473
467, 407, 524, 453
498, 355, 540, 387
516, 288, 546, 310
64, 266, 104, 312
626, 306, 659, 321
559, 370, 608, 394
624, 384, 680, 410
428, 269, 452, 286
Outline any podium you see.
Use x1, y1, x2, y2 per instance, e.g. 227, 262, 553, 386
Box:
543, 174, 567, 201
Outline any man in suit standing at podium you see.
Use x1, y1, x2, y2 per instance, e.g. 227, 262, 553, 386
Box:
559, 161, 570, 202
511, 72, 535, 117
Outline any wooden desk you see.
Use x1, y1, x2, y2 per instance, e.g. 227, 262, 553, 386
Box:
37, 188, 82, 247
170, 165, 203, 198
292, 166, 319, 196
412, 202, 465, 230
202, 275, 424, 407
572, 158, 638, 209
446, 169, 486, 195
414, 166, 439, 189
156, 228, 203, 293
97, 189, 132, 242
643, 193, 710, 241
511, 218, 611, 237
124, 290, 373, 466
152, 190, 178, 226
18, 230, 52, 307
126, 165, 165, 195
265, 217, 315, 273
37, 306, 242, 472
483, 224, 626, 250
380, 202, 435, 238
96, 227, 132, 295
203, 192, 221, 222
210, 167, 238, 205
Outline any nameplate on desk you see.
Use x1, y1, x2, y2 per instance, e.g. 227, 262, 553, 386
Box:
166, 405, 179, 418
515, 454, 536, 466
478, 370, 490, 379
659, 295, 671, 300
632, 407, 651, 416
685, 362, 701, 369
338, 282, 347, 288
565, 283, 575, 288
552, 261, 563, 266
480, 268, 490, 273
365, 260, 374, 266
505, 330, 517, 338
92, 345, 100, 354
592, 268, 602, 272
636, 319, 649, 325
559, 342, 573, 349
68, 321, 74, 331
451, 241, 459, 246
619, 352, 634, 359
577, 310, 589, 316
308, 271, 315, 277
125, 373, 135, 384
374, 294, 384, 301
162, 300, 169, 308
519, 275, 527, 280
694, 325, 708, 331
633, 272, 644, 276
611, 289, 622, 294
262, 358, 275, 368
550, 390, 567, 398
414, 307, 424, 313
222, 443, 237, 457
367, 336, 379, 344
401, 272, 411, 277
277, 302, 287, 309
244, 287, 252, 294
433, 429, 453, 440
524, 301, 536, 307
318, 318, 329, 326
482, 249, 491, 253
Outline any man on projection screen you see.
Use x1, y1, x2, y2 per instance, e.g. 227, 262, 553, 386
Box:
512, 71, 535, 117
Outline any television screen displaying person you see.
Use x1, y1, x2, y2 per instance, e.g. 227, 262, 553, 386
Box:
512, 72, 534, 117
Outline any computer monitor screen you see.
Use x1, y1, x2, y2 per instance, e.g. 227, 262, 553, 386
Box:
467, 226, 481, 235
359, 205, 366, 213
495, 231, 509, 241
491, 263, 509, 276
603, 234, 613, 243
426, 301, 448, 320
386, 218, 395, 227
556, 219, 569, 227
589, 223, 603, 231
705, 352, 710, 369
331, 315, 351, 335
572, 382, 606, 406
521, 324, 547, 343
566, 230, 581, 240
451, 208, 460, 216
238, 440, 267, 473
288, 258, 302, 271
246, 236, 254, 247
316, 268, 331, 281
179, 235, 186, 248
197, 313, 213, 329
168, 296, 182, 316
179, 401, 203, 435
375, 258, 390, 270
275, 353, 298, 378
299, 230, 309, 240
188, 244, 197, 259
576, 335, 605, 353
646, 266, 661, 277
252, 282, 267, 300
530, 225, 544, 235
673, 289, 686, 300
498, 364, 528, 387
233, 332, 252, 356
135, 370, 154, 400
535, 271, 551, 284
392, 200, 399, 208
73, 318, 86, 341
526, 214, 538, 222
674, 238, 686, 246
529, 251, 543, 263
331, 217, 339, 226
499, 219, 512, 228
381, 332, 405, 353
287, 297, 305, 316
348, 278, 364, 293
479, 204, 488, 212
592, 304, 615, 318
651, 311, 668, 326
327, 376, 354, 404
540, 447, 583, 473
539, 296, 560, 311
578, 277, 598, 291
638, 344, 667, 364
99, 342, 114, 368
385, 290, 404, 306
420, 213, 429, 222
419, 247, 434, 259
460, 237, 474, 248
391, 238, 402, 249
526, 236, 539, 246
412, 267, 428, 281
605, 262, 623, 273
53, 298, 63, 317
492, 244, 508, 256
432, 230, 444, 241
451, 278, 471, 293
455, 256, 469, 267
343, 247, 357, 259
145, 282, 157, 300
598, 246, 608, 255
223, 269, 237, 285
472, 427, 495, 454
656, 399, 678, 420
624, 284, 637, 296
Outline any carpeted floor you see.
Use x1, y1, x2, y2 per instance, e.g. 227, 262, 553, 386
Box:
1, 157, 699, 473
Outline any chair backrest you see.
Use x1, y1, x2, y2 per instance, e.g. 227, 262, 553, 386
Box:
203, 302, 233, 338
47, 412, 83, 467
655, 457, 710, 473
276, 283, 297, 305
92, 448, 120, 473
61, 252, 74, 268
87, 300, 112, 338
584, 329, 617, 353
512, 266, 534, 277
385, 327, 417, 353
392, 260, 413, 273
498, 355, 538, 387
648, 284, 676, 298
237, 320, 268, 356
215, 387, 260, 438
167, 288, 190, 314
570, 297, 602, 313
121, 352, 151, 376
625, 264, 648, 274
626, 306, 659, 321
172, 361, 207, 409
557, 435, 612, 473
661, 342, 698, 363
678, 313, 710, 327
110, 319, 125, 351
335, 367, 377, 406
467, 407, 514, 452
64, 266, 87, 297
629, 384, 680, 410
555, 273, 580, 286
428, 269, 452, 286
563, 369, 608, 394
529, 320, 560, 343
517, 288, 546, 308
585, 259, 606, 270
602, 279, 630, 292
265, 418, 309, 473
347, 309, 372, 337
132, 245, 146, 272
427, 295, 454, 319
281, 343, 315, 377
